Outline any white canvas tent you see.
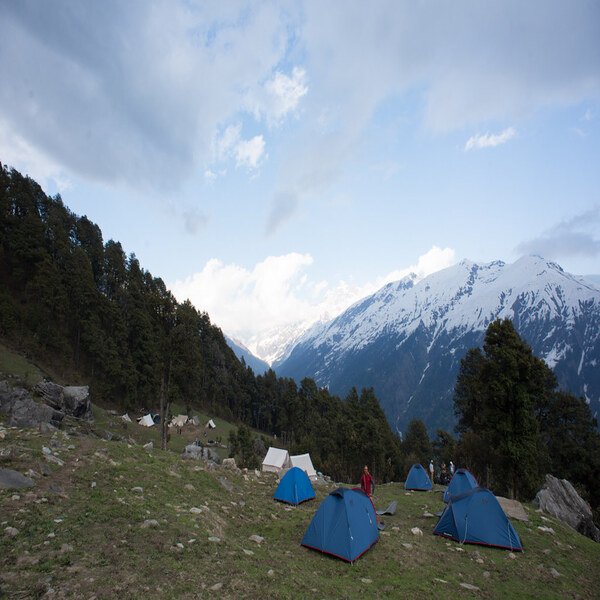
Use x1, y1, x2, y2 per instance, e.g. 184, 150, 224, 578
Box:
206, 419, 216, 429
262, 447, 291, 474
290, 453, 317, 480
138, 414, 154, 427
170, 414, 188, 428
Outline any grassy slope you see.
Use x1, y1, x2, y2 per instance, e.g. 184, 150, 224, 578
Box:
1, 409, 599, 600
0, 342, 45, 387
93, 404, 271, 461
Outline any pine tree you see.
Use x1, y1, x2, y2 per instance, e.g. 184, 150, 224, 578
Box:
454, 319, 552, 499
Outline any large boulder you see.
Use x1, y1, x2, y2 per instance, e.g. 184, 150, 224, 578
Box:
533, 474, 600, 543
34, 381, 93, 421
181, 444, 221, 464
0, 468, 35, 489
0, 381, 63, 428
496, 496, 529, 522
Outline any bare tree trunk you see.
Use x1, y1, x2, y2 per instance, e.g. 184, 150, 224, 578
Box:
160, 358, 172, 451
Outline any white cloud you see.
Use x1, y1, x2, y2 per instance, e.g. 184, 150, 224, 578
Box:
215, 124, 242, 161
169, 246, 456, 359
213, 124, 266, 170
234, 135, 266, 169
464, 127, 517, 151
170, 253, 316, 339
264, 67, 308, 123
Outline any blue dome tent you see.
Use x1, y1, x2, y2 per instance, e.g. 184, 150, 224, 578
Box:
273, 466, 315, 505
443, 468, 478, 503
433, 487, 523, 551
404, 463, 432, 491
301, 488, 379, 562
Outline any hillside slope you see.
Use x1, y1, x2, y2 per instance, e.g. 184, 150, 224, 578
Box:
1, 414, 599, 599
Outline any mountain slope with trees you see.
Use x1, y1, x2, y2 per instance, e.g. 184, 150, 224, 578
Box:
0, 162, 401, 483
275, 257, 600, 434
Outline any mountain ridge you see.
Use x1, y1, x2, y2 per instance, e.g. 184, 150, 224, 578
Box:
275, 256, 600, 434
225, 335, 270, 375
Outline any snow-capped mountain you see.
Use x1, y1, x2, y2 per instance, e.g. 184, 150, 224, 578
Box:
225, 335, 270, 375
274, 256, 600, 434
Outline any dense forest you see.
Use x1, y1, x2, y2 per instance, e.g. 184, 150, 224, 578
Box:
0, 163, 402, 483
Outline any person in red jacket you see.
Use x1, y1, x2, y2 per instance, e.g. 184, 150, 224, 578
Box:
360, 465, 374, 496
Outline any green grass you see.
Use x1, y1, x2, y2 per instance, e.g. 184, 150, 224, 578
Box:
1, 410, 600, 599
0, 342, 44, 387
92, 402, 273, 460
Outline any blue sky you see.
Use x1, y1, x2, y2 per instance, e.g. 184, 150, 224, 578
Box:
1, 1, 599, 359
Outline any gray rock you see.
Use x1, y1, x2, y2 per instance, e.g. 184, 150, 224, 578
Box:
143, 442, 153, 451
249, 534, 264, 544
210, 583, 223, 591
0, 468, 35, 490
218, 477, 234, 493
222, 458, 237, 470
0, 381, 63, 428
45, 454, 65, 467
131, 487, 144, 494
460, 583, 480, 591
5, 526, 19, 537
534, 474, 600, 543
537, 526, 555, 534
140, 519, 159, 528
549, 568, 560, 578
496, 496, 529, 522
35, 381, 93, 421
181, 444, 220, 463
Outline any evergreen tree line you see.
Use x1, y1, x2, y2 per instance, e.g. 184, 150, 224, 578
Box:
401, 320, 600, 519
0, 163, 402, 483
454, 319, 600, 518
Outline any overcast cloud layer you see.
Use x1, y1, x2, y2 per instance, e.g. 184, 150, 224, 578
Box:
1, 1, 598, 196
516, 207, 600, 260
1, 1, 599, 353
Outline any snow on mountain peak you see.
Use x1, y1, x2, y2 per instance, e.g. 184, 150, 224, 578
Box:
298, 256, 599, 356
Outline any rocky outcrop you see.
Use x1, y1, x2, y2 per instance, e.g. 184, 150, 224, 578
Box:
34, 381, 93, 421
533, 475, 600, 543
0, 380, 93, 428
0, 381, 63, 428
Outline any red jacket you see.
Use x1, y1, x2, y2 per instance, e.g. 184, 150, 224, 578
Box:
360, 472, 374, 496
